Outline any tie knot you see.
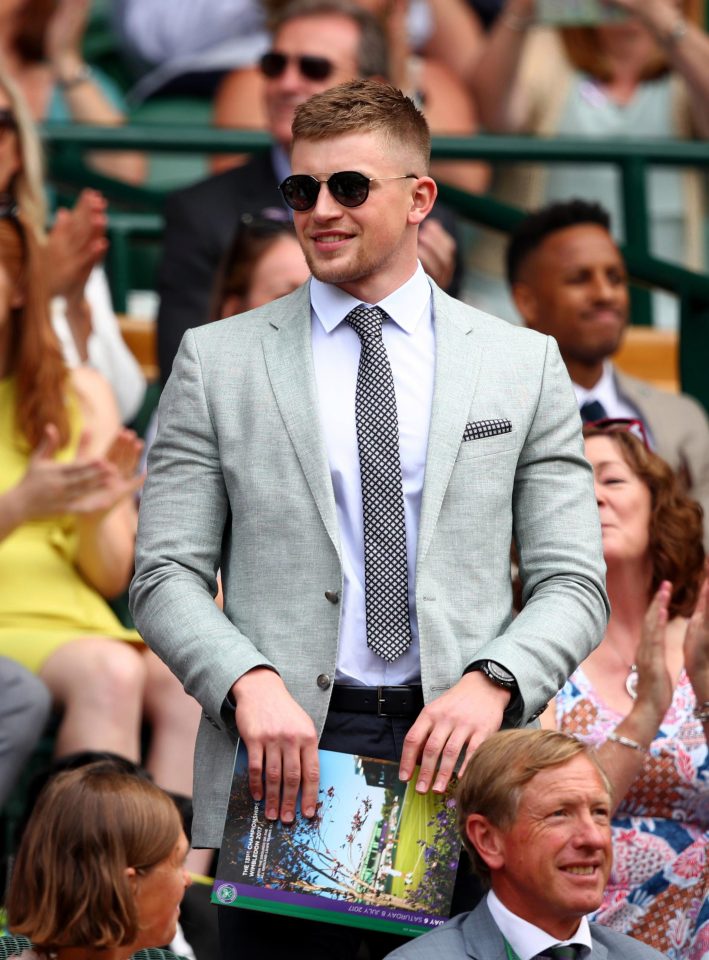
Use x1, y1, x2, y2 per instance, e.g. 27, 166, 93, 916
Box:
344, 305, 387, 344
579, 399, 607, 424
540, 946, 580, 960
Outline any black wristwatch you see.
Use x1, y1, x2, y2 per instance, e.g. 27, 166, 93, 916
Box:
467, 659, 518, 693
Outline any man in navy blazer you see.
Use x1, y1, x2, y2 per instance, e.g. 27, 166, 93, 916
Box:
385, 730, 667, 960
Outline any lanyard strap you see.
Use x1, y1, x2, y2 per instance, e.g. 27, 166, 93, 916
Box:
504, 940, 522, 960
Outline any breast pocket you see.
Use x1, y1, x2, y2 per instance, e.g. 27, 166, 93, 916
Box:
455, 428, 519, 462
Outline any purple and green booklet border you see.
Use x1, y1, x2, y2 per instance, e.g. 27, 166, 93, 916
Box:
211, 879, 448, 937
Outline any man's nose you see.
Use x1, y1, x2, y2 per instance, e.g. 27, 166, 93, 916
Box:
591, 271, 615, 300
573, 809, 609, 848
312, 182, 342, 219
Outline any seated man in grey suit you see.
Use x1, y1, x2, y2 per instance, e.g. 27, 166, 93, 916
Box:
385, 729, 667, 960
0, 657, 50, 809
506, 199, 709, 547
131, 80, 607, 959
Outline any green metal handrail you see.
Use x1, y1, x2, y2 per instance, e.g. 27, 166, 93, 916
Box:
41, 123, 709, 410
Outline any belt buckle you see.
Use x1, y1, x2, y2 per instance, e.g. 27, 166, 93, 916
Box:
377, 686, 391, 717
377, 685, 405, 717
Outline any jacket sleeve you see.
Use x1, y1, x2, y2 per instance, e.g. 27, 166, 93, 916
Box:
129, 329, 276, 725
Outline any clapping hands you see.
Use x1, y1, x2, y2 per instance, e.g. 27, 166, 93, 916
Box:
17, 423, 144, 522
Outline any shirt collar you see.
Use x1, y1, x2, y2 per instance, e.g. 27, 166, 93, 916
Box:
486, 891, 593, 960
572, 360, 618, 411
310, 262, 431, 334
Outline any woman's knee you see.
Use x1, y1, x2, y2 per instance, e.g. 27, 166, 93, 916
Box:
41, 639, 147, 711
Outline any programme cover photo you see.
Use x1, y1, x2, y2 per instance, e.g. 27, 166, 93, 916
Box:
212, 745, 461, 937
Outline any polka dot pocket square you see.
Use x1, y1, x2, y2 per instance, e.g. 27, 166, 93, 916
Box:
462, 418, 513, 441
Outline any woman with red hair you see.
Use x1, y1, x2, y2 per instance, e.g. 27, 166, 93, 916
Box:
542, 421, 709, 959
0, 212, 205, 874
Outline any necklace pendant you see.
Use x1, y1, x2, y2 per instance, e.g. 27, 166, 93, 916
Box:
625, 665, 638, 700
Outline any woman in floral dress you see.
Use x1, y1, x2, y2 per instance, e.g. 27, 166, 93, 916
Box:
542, 421, 708, 959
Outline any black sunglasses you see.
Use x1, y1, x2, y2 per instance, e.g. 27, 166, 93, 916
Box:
279, 171, 418, 211
259, 51, 333, 81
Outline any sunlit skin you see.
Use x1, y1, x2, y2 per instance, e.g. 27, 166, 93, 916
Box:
128, 831, 192, 955
512, 224, 629, 389
243, 234, 309, 310
465, 756, 612, 941
264, 15, 362, 149
585, 434, 653, 573
290, 130, 436, 304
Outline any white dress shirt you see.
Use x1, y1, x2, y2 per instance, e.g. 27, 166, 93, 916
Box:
487, 890, 593, 960
310, 264, 434, 685
573, 361, 640, 423
573, 361, 654, 448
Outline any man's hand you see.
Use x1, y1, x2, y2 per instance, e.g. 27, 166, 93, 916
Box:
231, 668, 320, 824
417, 218, 456, 291
399, 671, 510, 794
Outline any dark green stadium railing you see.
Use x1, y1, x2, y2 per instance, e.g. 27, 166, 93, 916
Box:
41, 124, 709, 411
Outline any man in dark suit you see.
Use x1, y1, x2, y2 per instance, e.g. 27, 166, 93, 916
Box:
506, 199, 709, 548
156, 0, 460, 381
385, 729, 667, 960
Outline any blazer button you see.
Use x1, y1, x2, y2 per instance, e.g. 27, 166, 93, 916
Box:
317, 674, 332, 690
324, 590, 340, 604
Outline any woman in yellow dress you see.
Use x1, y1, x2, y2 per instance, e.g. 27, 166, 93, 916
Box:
0, 205, 205, 824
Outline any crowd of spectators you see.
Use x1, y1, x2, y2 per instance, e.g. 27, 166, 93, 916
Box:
1, 2, 708, 960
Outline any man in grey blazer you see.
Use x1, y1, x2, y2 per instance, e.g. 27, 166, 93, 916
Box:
384, 730, 667, 960
130, 80, 607, 958
506, 199, 709, 548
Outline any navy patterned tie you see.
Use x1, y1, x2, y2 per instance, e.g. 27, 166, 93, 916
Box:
579, 399, 607, 423
537, 946, 580, 960
344, 305, 412, 662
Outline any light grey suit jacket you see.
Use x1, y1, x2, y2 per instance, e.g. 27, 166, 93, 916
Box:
615, 367, 709, 548
383, 899, 668, 959
130, 280, 608, 847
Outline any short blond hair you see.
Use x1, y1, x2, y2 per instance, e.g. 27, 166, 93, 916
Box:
291, 79, 431, 174
456, 729, 609, 884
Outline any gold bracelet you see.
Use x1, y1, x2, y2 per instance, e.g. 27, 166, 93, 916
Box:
57, 63, 93, 90
607, 732, 648, 754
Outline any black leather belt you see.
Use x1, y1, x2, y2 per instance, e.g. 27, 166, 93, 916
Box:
329, 684, 424, 717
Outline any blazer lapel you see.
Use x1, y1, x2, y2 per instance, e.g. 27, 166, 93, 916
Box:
262, 284, 341, 559
417, 284, 483, 565
462, 900, 509, 960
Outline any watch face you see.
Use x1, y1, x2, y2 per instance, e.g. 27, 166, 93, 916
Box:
485, 661, 516, 687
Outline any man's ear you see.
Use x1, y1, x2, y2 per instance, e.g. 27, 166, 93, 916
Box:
465, 814, 506, 871
511, 281, 539, 329
408, 176, 437, 225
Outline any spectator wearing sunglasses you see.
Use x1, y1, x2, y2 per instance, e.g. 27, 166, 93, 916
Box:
539, 422, 709, 959
132, 79, 608, 960
212, 0, 488, 196
507, 199, 709, 548
155, 0, 465, 384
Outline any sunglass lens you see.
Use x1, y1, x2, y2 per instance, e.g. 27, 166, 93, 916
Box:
280, 175, 319, 211
299, 56, 333, 80
260, 52, 286, 78
329, 172, 370, 207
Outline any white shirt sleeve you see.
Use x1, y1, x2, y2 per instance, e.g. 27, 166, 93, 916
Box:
51, 267, 147, 424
